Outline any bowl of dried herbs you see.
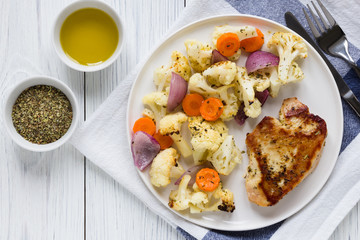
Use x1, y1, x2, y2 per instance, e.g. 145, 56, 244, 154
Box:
3, 76, 79, 151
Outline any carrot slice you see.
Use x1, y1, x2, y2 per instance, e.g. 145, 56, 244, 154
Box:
196, 168, 220, 192
132, 117, 156, 136
153, 131, 174, 150
200, 97, 224, 121
240, 28, 264, 53
182, 93, 204, 117
216, 32, 241, 57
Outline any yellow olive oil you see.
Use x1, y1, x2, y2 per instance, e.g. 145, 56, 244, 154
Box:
60, 8, 119, 66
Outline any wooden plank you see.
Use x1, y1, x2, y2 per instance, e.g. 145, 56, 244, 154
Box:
330, 203, 360, 240
0, 0, 84, 239
84, 0, 185, 239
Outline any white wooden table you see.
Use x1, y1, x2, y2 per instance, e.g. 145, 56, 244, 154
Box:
0, 0, 358, 239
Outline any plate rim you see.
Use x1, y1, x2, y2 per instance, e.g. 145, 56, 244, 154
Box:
126, 13, 344, 231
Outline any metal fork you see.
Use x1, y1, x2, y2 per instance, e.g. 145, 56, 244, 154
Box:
303, 0, 360, 79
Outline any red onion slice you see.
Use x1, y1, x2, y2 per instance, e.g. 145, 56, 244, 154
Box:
167, 72, 188, 112
131, 131, 160, 171
211, 49, 229, 64
245, 50, 279, 73
255, 89, 270, 105
234, 103, 248, 126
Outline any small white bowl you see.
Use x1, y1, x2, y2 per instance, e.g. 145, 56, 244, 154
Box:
3, 76, 79, 152
53, 0, 124, 72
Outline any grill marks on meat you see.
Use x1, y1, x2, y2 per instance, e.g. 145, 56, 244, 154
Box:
245, 97, 327, 206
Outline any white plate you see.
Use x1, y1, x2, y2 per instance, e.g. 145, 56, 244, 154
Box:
126, 15, 343, 231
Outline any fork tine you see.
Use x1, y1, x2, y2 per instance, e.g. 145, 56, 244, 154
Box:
316, 0, 336, 26
308, 3, 325, 32
303, 8, 321, 38
311, 1, 330, 29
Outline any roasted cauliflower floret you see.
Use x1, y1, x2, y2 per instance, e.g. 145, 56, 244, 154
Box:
159, 112, 192, 158
287, 62, 305, 82
192, 182, 235, 213
149, 148, 183, 187
261, 67, 280, 97
170, 161, 185, 180
203, 61, 237, 87
188, 116, 228, 165
212, 25, 257, 61
215, 188, 236, 212
188, 73, 220, 95
267, 32, 307, 84
169, 175, 208, 211
169, 175, 193, 211
236, 67, 270, 118
142, 91, 168, 124
248, 70, 272, 92
188, 191, 209, 213
209, 135, 242, 175
169, 175, 235, 213
268, 62, 304, 97
154, 51, 192, 92
142, 108, 155, 122
185, 40, 213, 72
244, 99, 262, 118
217, 85, 240, 121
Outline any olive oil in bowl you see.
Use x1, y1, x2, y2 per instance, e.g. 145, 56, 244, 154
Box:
60, 8, 119, 66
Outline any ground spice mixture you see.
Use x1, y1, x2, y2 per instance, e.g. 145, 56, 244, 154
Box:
11, 85, 73, 144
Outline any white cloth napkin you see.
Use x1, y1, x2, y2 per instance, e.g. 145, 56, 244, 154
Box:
69, 0, 360, 239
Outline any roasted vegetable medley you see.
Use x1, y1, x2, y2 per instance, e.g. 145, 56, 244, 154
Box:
130, 24, 308, 213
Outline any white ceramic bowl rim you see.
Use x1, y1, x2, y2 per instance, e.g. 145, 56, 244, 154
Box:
3, 76, 79, 152
53, 0, 124, 72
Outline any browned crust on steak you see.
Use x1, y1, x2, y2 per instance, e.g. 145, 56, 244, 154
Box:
245, 97, 327, 206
